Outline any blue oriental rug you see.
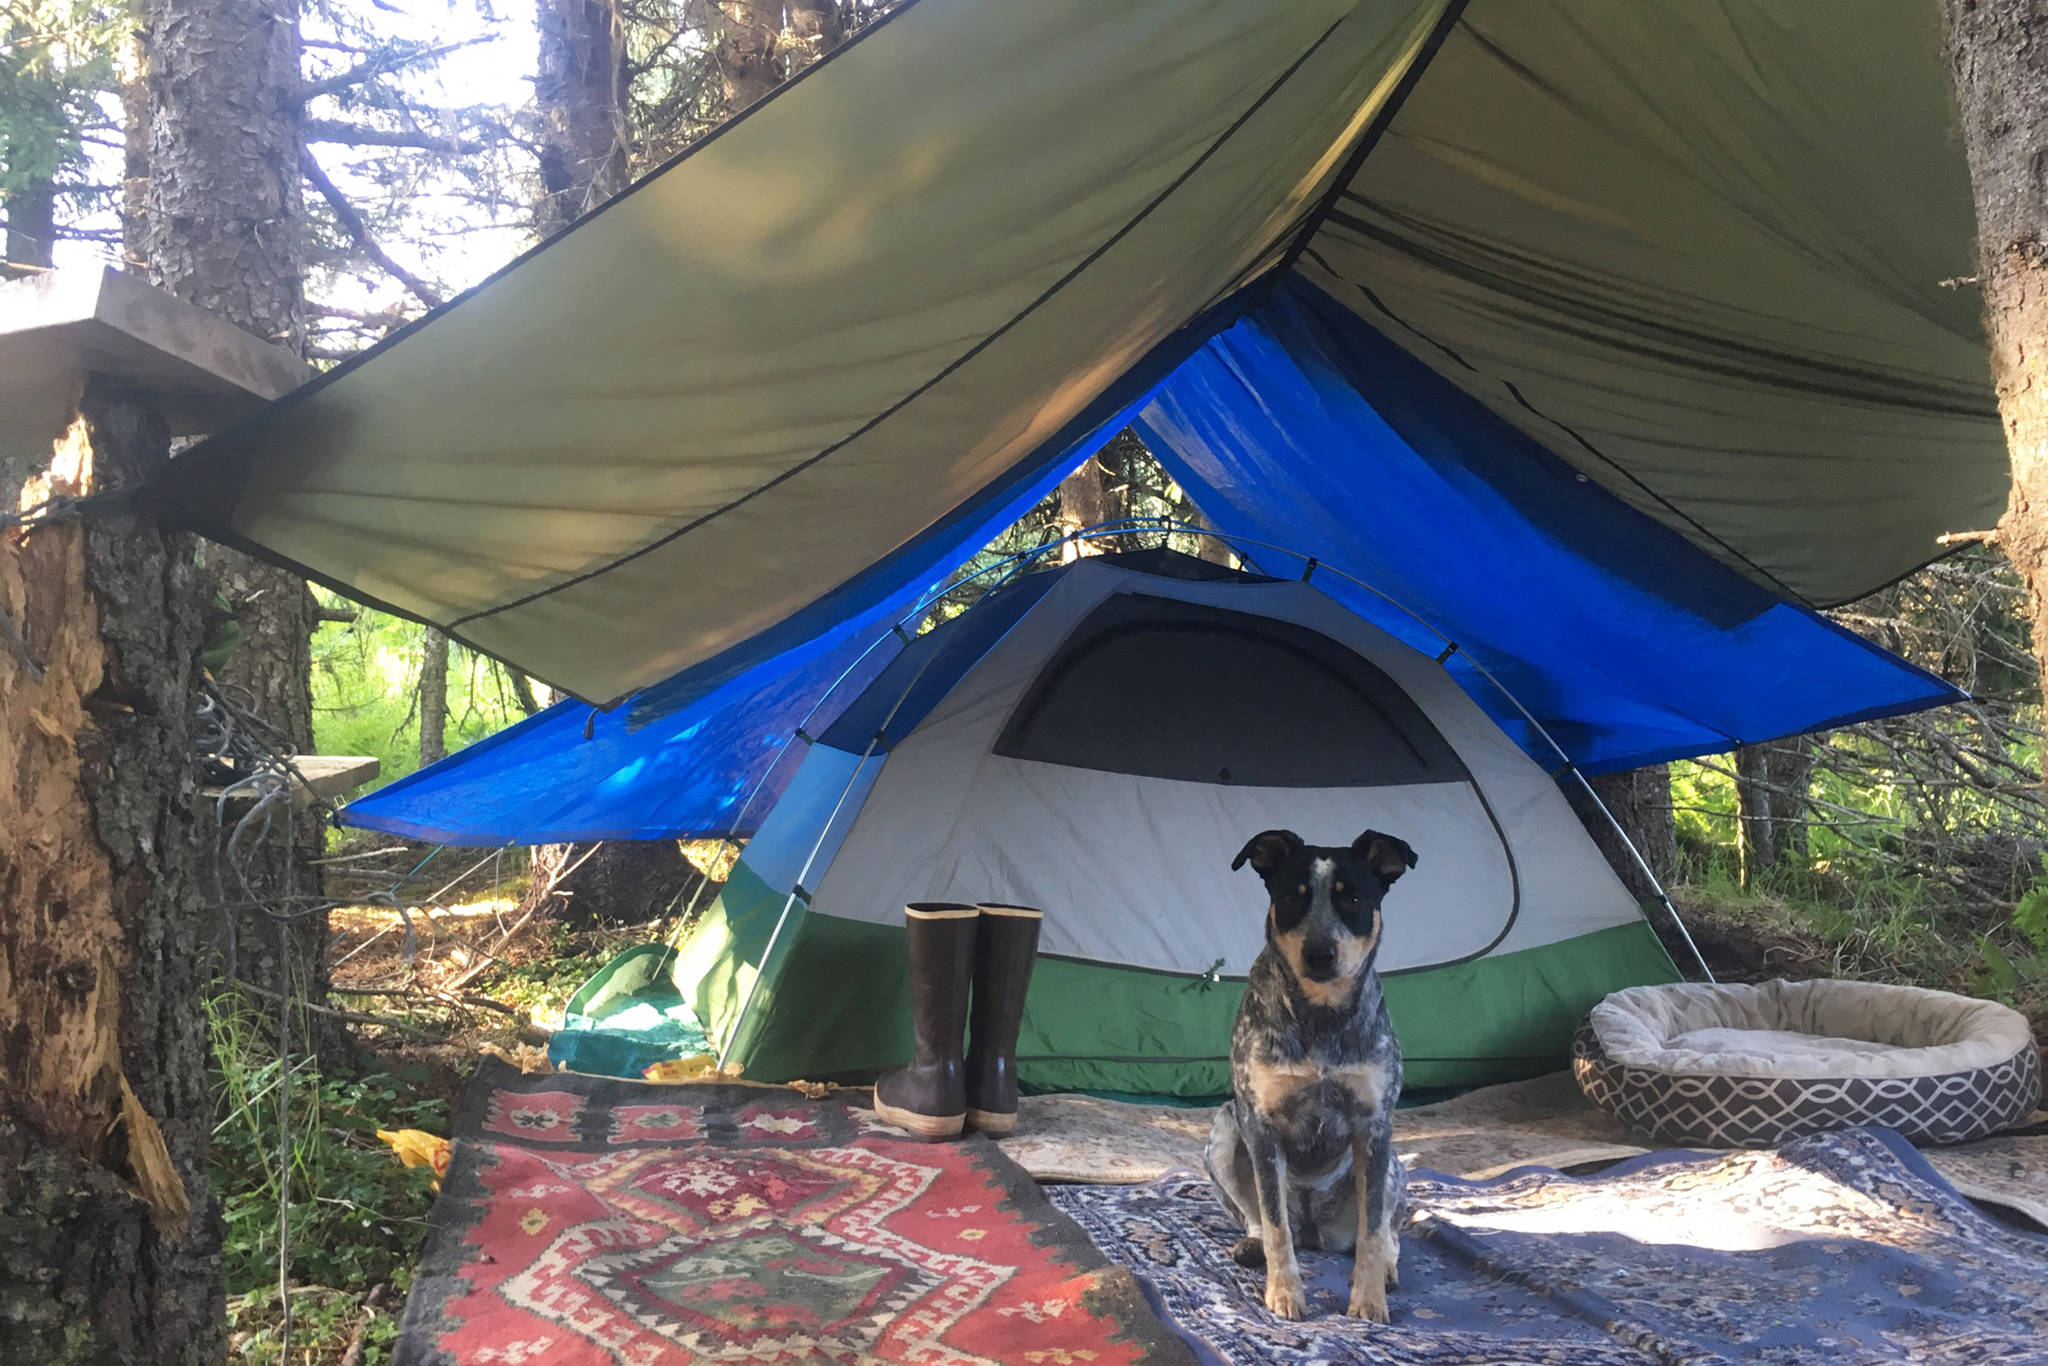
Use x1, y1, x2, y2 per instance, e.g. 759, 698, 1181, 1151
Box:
1047, 1127, 2048, 1365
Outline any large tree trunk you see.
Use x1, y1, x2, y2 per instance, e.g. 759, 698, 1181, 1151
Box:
1573, 764, 1678, 907
0, 377, 223, 1364
419, 629, 450, 765
141, 0, 333, 1036
1943, 1, 2048, 773
533, 0, 626, 236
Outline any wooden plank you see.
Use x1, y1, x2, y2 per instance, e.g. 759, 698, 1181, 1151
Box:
200, 755, 380, 810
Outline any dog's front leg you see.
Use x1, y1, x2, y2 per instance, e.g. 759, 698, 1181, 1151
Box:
1346, 1123, 1398, 1322
1244, 1122, 1306, 1319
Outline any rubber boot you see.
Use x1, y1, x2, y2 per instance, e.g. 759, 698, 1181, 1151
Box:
963, 903, 1045, 1136
872, 903, 979, 1140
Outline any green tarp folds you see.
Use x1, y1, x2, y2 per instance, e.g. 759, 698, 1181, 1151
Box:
148, 0, 1999, 707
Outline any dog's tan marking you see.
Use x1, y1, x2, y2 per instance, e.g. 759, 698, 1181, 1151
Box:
1243, 1058, 1319, 1112
1348, 1131, 1396, 1322
1262, 1225, 1307, 1320
1329, 1059, 1390, 1113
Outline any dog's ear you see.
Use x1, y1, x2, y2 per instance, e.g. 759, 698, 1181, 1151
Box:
1232, 829, 1303, 874
1353, 830, 1418, 886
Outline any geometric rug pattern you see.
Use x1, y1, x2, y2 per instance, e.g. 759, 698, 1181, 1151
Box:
1050, 1127, 2048, 1366
396, 1060, 1193, 1365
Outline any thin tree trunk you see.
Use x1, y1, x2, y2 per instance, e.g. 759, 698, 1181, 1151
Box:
511, 671, 545, 715
0, 376, 223, 1364
419, 629, 449, 765
3, 172, 57, 268
716, 1, 781, 115
141, 0, 337, 1049
1735, 737, 1815, 885
1942, 0, 2048, 777
533, 0, 627, 236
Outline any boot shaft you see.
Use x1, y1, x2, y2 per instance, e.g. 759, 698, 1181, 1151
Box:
902, 901, 979, 1061
965, 903, 1044, 1123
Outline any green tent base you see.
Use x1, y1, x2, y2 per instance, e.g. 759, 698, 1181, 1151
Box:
553, 912, 1674, 1098
660, 861, 1679, 1097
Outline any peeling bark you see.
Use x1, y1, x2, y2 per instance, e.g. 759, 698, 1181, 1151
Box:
0, 376, 222, 1365
1943, 0, 2048, 774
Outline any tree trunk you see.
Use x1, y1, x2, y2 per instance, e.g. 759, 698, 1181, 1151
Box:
1943, 0, 2048, 776
1573, 764, 1677, 907
511, 670, 545, 715
715, 1, 782, 115
533, 0, 627, 236
520, 840, 701, 929
0, 376, 224, 1364
1734, 737, 1814, 886
141, 0, 335, 1045
785, 1, 844, 68
4, 172, 57, 268
1057, 455, 1118, 559
419, 629, 449, 765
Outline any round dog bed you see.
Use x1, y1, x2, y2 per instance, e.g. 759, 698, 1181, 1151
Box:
1573, 979, 2041, 1148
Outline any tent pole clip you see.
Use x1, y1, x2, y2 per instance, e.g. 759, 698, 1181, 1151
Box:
1434, 641, 1459, 664
794, 726, 815, 745
1300, 557, 1318, 583
891, 622, 913, 645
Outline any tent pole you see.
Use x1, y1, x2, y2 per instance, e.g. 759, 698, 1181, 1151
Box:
716, 541, 1083, 1068
1557, 766, 1716, 985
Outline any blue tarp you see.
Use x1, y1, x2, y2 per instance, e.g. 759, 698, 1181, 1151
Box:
342, 280, 1961, 846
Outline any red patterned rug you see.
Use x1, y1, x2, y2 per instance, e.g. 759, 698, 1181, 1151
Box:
394, 1059, 1192, 1365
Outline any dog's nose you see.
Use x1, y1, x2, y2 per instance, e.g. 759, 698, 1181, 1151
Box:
1301, 943, 1338, 978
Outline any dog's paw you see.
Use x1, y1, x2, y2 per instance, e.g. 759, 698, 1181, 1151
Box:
1264, 1273, 1308, 1320
1346, 1276, 1389, 1323
1230, 1236, 1266, 1268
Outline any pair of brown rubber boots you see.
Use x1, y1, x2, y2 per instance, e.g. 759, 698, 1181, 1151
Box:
872, 902, 1043, 1140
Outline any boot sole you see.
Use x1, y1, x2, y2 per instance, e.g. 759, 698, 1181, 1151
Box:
966, 1107, 1016, 1136
872, 1096, 966, 1139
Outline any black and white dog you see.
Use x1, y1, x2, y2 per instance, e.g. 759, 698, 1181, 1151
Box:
1205, 828, 1416, 1322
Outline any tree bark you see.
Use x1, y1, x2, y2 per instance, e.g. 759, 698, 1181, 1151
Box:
533, 0, 627, 236
1057, 455, 1118, 559
1734, 737, 1814, 886
1573, 764, 1678, 907
521, 840, 702, 929
419, 629, 449, 765
715, 1, 782, 115
1943, 0, 2048, 776
0, 376, 223, 1364
785, 1, 844, 67
141, 0, 335, 1044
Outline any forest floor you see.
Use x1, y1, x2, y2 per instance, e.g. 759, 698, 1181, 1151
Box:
216, 836, 2048, 1364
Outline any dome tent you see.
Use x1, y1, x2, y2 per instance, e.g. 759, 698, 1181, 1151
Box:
674, 546, 1677, 1098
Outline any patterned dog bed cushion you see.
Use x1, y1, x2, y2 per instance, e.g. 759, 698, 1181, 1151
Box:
1574, 979, 2042, 1148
